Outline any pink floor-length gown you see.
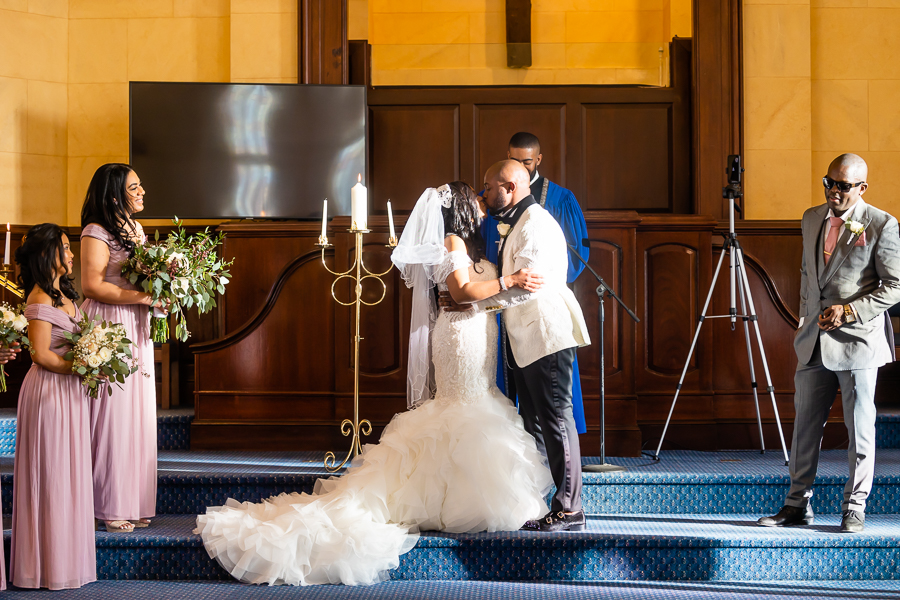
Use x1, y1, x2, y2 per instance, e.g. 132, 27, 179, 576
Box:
11, 303, 96, 589
80, 223, 157, 521
1, 476, 4, 592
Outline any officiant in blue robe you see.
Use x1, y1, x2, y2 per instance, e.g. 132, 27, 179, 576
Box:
481, 132, 590, 434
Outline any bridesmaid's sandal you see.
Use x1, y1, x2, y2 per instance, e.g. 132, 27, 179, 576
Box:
130, 519, 151, 528
104, 520, 135, 533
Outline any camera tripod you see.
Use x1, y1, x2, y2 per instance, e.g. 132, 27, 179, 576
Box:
653, 156, 790, 465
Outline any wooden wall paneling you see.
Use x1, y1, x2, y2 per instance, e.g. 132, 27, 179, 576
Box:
729, 221, 803, 319
298, 0, 348, 85
693, 0, 743, 218
670, 37, 693, 215
218, 222, 323, 334
365, 54, 692, 217
331, 216, 409, 425
474, 104, 566, 188
194, 250, 336, 395
192, 245, 338, 446
348, 40, 371, 87
576, 212, 641, 456
634, 216, 715, 449
582, 104, 672, 212
708, 247, 799, 423
368, 106, 460, 213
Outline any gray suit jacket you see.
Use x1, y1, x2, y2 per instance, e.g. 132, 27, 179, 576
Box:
794, 200, 900, 370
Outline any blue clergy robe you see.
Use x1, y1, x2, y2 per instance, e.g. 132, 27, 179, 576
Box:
481, 175, 590, 434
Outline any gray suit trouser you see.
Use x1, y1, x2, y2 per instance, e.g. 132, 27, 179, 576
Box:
786, 340, 879, 512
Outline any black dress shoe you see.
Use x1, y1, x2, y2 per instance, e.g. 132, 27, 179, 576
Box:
757, 505, 814, 527
841, 510, 865, 533
521, 510, 586, 532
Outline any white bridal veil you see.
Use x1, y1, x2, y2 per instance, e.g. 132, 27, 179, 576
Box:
390, 185, 453, 409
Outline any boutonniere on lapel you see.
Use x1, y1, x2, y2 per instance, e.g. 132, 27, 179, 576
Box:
844, 219, 868, 246
497, 223, 511, 238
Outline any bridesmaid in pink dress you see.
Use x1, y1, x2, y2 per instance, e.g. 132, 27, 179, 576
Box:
80, 164, 163, 533
11, 224, 96, 589
0, 345, 18, 591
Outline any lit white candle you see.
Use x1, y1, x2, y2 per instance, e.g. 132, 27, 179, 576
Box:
320, 199, 328, 239
351, 174, 367, 230
387, 200, 396, 241
4, 223, 9, 265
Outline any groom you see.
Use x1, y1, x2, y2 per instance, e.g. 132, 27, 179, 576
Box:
477, 160, 591, 532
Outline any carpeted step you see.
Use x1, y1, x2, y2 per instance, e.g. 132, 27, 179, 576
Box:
878, 410, 900, 450
3, 449, 900, 516
4, 513, 900, 583
0, 408, 194, 455
2, 579, 900, 599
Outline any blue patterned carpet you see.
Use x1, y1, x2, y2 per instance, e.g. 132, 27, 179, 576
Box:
1, 580, 900, 599
3, 512, 898, 582
5, 448, 900, 515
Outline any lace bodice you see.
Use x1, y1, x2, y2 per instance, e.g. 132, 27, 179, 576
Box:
431, 252, 500, 406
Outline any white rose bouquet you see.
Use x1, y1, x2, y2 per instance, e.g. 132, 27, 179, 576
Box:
121, 217, 233, 342
0, 302, 30, 392
61, 315, 139, 398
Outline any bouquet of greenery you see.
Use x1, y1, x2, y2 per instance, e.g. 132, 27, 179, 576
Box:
121, 218, 233, 343
0, 302, 30, 392
62, 315, 139, 398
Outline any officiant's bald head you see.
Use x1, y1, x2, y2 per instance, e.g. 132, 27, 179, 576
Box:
483, 160, 531, 212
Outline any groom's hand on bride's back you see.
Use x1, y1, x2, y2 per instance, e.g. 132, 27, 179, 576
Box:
510, 268, 543, 293
438, 291, 474, 312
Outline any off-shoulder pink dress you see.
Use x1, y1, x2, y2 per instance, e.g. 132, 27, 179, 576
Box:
11, 303, 96, 590
80, 223, 157, 522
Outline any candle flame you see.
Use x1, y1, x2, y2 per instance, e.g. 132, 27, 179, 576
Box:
357, 173, 361, 183
5, 223, 8, 231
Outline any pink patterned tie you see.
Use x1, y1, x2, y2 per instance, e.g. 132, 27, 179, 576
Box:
824, 216, 844, 264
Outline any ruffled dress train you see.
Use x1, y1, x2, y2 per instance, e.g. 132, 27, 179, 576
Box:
196, 256, 552, 586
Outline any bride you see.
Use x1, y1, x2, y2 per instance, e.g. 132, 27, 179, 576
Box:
195, 182, 553, 586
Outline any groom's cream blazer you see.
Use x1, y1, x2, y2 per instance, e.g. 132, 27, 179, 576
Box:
475, 203, 590, 367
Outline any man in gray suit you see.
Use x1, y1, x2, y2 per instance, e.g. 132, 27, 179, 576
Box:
758, 153, 900, 533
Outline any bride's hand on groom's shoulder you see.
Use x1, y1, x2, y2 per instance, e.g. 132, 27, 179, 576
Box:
437, 291, 474, 312
510, 268, 544, 293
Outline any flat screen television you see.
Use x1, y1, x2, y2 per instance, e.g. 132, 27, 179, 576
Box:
130, 82, 366, 219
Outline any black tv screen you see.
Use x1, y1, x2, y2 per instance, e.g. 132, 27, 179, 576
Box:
130, 82, 366, 219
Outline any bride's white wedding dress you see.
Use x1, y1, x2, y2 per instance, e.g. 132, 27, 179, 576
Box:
195, 252, 552, 586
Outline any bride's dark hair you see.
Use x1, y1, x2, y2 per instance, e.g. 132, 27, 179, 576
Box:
442, 181, 485, 269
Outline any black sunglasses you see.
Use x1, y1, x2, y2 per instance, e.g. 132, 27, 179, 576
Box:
823, 177, 864, 193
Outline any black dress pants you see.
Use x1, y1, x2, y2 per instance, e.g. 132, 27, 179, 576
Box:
509, 343, 582, 513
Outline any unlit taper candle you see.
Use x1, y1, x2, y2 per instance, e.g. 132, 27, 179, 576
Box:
3, 223, 9, 265
387, 200, 396, 240
321, 199, 328, 239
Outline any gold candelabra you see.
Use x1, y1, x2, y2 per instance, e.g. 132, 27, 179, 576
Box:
0, 265, 23, 299
316, 228, 398, 472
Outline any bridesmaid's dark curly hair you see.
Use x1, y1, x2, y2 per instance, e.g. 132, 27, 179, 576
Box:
441, 181, 485, 268
15, 223, 79, 307
80, 162, 138, 256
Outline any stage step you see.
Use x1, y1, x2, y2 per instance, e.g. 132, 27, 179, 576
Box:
3, 579, 899, 600
0, 408, 194, 455
3, 449, 899, 517
3, 409, 900, 456
4, 513, 900, 583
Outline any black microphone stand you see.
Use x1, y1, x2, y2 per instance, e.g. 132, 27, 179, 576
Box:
568, 243, 640, 473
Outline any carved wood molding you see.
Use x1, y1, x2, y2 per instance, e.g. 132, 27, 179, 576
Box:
193, 248, 333, 354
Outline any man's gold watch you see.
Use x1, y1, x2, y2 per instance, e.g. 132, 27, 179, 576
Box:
843, 304, 856, 324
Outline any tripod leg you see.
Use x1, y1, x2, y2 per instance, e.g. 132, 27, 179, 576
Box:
735, 257, 766, 453
734, 248, 790, 465
655, 246, 729, 458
